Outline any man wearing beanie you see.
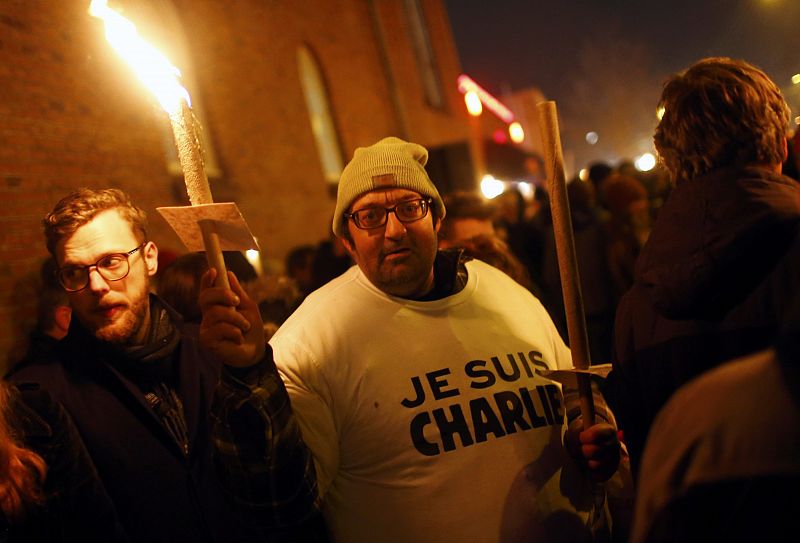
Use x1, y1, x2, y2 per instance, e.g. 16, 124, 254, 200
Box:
269, 137, 622, 542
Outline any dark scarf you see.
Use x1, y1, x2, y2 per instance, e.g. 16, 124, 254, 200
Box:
115, 298, 181, 386
112, 298, 189, 455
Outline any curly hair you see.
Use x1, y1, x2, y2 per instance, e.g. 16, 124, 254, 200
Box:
654, 57, 790, 182
43, 188, 148, 257
0, 382, 47, 520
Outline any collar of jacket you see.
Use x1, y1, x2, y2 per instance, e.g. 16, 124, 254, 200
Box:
636, 166, 800, 319
416, 248, 471, 301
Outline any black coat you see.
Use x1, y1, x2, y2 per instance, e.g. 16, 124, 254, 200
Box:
10, 302, 261, 542
0, 383, 126, 543
609, 166, 800, 478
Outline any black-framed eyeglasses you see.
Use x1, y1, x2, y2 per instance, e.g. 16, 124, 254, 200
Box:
345, 198, 432, 230
56, 243, 146, 292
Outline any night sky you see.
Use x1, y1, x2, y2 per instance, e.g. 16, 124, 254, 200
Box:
445, 0, 800, 168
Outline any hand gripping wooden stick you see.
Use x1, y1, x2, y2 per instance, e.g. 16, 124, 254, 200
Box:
537, 101, 596, 429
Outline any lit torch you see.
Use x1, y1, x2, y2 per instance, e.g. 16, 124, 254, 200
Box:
89, 0, 252, 289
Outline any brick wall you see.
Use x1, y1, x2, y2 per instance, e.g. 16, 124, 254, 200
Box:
0, 0, 470, 368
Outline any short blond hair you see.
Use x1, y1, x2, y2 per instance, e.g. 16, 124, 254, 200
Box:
654, 57, 790, 182
43, 188, 148, 256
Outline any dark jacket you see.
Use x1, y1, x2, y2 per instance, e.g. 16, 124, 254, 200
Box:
609, 166, 800, 478
0, 384, 126, 543
631, 316, 800, 543
10, 299, 261, 542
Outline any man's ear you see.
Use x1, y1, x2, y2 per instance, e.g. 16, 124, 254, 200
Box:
54, 305, 72, 334
340, 236, 356, 259
143, 241, 159, 277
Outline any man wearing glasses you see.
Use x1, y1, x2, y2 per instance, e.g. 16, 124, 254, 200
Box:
11, 188, 325, 542
268, 137, 622, 542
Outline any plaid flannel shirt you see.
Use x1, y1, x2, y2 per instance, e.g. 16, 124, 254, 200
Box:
211, 346, 327, 541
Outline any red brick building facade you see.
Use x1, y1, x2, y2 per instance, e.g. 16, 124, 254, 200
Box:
0, 0, 474, 367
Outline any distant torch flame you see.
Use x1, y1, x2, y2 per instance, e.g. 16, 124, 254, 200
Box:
89, 0, 190, 114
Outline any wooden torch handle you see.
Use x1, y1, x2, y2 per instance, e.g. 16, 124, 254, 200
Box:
536, 100, 595, 428
198, 219, 231, 290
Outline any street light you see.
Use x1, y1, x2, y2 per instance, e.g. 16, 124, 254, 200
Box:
508, 121, 524, 143
480, 175, 505, 199
464, 90, 482, 116
635, 153, 656, 172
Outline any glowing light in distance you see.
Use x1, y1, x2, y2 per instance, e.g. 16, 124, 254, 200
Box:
464, 90, 482, 116
493, 129, 508, 144
245, 249, 263, 275
579, 168, 589, 181
793, 74, 800, 85
657, 106, 665, 120
635, 153, 656, 172
516, 182, 533, 198
509, 122, 525, 143
795, 116, 800, 125
585, 131, 598, 145
457, 74, 515, 123
89, 0, 190, 115
480, 175, 505, 199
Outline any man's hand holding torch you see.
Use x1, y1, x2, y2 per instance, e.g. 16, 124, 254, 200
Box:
198, 269, 265, 368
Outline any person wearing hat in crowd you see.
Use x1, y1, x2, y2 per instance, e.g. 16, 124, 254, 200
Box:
260, 137, 621, 542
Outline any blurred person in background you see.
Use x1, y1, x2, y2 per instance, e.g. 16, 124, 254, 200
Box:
586, 162, 614, 213
630, 310, 800, 543
223, 250, 258, 286
0, 379, 126, 541
438, 191, 497, 248
541, 178, 616, 364
16, 259, 72, 369
439, 191, 537, 292
494, 187, 546, 290
609, 57, 800, 479
455, 234, 536, 294
156, 252, 208, 324
157, 251, 263, 326
286, 245, 317, 300
600, 173, 652, 302
310, 233, 352, 293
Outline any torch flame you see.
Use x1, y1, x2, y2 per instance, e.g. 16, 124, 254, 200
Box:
89, 0, 190, 115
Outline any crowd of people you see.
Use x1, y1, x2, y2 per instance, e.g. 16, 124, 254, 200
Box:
1, 56, 798, 542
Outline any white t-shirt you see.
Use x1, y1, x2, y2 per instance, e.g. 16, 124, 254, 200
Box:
272, 259, 592, 543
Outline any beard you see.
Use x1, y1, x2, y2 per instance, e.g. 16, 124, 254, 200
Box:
374, 243, 437, 298
82, 278, 151, 345
92, 294, 149, 344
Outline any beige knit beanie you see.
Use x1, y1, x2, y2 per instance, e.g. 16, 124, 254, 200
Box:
332, 137, 446, 236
